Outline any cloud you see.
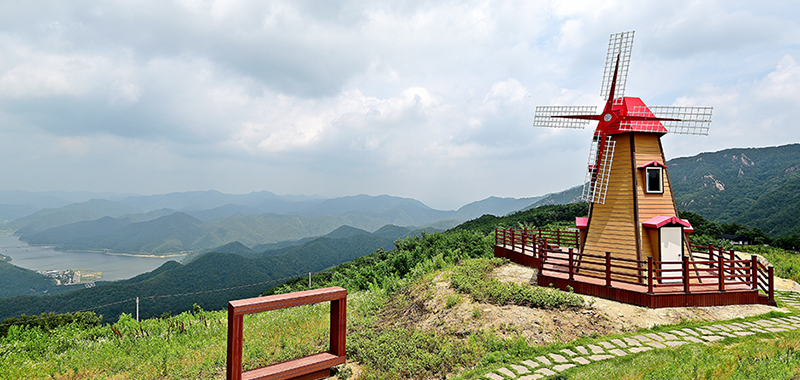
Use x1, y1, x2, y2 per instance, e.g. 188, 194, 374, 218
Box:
0, 1, 798, 209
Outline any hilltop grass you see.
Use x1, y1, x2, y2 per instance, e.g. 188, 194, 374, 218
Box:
451, 257, 584, 309
558, 329, 800, 380
0, 290, 389, 380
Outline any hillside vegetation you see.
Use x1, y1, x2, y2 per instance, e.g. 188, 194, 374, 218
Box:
669, 143, 800, 236
2, 203, 800, 379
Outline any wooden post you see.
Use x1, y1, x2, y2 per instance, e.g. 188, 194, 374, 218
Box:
768, 266, 775, 303
751, 255, 758, 290
647, 256, 654, 294
510, 229, 515, 251
718, 253, 725, 292
729, 249, 735, 261
568, 248, 574, 281
605, 252, 611, 287
683, 256, 690, 293
494, 228, 498, 246
557, 229, 561, 246
226, 305, 244, 380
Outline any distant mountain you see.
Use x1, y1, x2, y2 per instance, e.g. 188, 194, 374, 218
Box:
453, 196, 543, 220
669, 143, 800, 236
11, 200, 143, 237
0, 225, 423, 322
523, 186, 583, 210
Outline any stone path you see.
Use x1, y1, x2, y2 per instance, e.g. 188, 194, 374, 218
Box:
481, 293, 800, 380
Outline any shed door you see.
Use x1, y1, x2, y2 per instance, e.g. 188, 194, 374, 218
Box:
660, 227, 683, 283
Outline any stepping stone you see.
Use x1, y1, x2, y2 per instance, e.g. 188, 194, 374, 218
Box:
610, 338, 628, 348
536, 368, 557, 376
511, 364, 530, 374
750, 328, 768, 334
664, 341, 688, 347
572, 357, 591, 365
647, 341, 666, 349
681, 328, 699, 336
497, 368, 516, 378
727, 324, 743, 331
587, 344, 605, 354
755, 320, 775, 327
684, 336, 704, 343
519, 375, 544, 380
623, 337, 641, 346
599, 341, 616, 349
484, 373, 504, 380
734, 331, 755, 336
588, 354, 615, 361
549, 353, 569, 363
712, 324, 730, 331
575, 346, 590, 355
718, 332, 737, 338
670, 330, 688, 336
560, 348, 578, 357
658, 333, 678, 340
535, 356, 552, 366
553, 364, 576, 372
701, 335, 724, 342
629, 346, 653, 353
521, 360, 539, 369
632, 335, 651, 342
766, 327, 788, 333
609, 349, 627, 356
703, 325, 718, 331
696, 328, 713, 335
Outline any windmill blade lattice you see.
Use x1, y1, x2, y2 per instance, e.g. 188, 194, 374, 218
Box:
581, 136, 615, 204
533, 105, 597, 128
620, 105, 713, 135
600, 31, 634, 100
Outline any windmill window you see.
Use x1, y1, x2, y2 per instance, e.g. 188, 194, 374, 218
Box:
646, 167, 663, 193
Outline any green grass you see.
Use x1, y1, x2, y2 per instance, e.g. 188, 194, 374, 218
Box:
738, 245, 800, 283
450, 257, 585, 309
558, 329, 800, 379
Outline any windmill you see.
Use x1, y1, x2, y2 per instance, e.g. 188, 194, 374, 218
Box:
534, 31, 712, 275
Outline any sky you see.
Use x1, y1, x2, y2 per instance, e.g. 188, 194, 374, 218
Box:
1, 1, 799, 211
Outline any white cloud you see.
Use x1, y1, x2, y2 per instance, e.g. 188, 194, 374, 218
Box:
0, 0, 799, 209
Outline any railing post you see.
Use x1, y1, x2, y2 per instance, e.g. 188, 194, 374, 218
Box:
557, 229, 561, 245
647, 256, 654, 294
511, 229, 515, 251
718, 253, 725, 292
605, 252, 611, 287
568, 248, 574, 281
768, 266, 775, 303
751, 255, 758, 290
495, 228, 498, 246
683, 256, 690, 293
729, 249, 735, 261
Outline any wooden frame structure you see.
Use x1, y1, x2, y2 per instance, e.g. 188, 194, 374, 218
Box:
226, 287, 347, 380
495, 228, 775, 308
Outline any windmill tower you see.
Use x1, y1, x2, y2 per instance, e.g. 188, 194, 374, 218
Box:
534, 31, 712, 277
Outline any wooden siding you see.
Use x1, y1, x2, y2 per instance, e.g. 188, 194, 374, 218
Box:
632, 133, 679, 262
582, 134, 638, 273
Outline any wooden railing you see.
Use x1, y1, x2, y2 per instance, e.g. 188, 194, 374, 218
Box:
494, 227, 580, 253
495, 232, 774, 302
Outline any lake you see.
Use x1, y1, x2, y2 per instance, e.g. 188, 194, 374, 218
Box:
0, 234, 185, 281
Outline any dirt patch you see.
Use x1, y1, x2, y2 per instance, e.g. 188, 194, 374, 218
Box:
379, 263, 785, 347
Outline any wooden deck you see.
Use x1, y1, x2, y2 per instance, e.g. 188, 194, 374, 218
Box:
494, 243, 775, 308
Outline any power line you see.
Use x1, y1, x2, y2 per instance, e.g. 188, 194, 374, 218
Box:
0, 270, 321, 328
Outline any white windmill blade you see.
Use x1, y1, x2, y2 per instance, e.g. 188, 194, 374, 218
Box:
581, 136, 615, 204
533, 105, 597, 128
649, 105, 713, 135
600, 31, 634, 99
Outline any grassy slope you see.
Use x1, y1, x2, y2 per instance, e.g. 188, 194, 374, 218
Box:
2, 204, 800, 379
